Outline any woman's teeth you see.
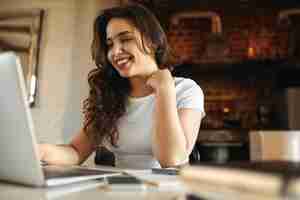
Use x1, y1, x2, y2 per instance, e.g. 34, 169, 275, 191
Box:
117, 58, 130, 66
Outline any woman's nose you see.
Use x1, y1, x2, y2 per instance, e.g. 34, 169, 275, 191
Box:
111, 43, 123, 56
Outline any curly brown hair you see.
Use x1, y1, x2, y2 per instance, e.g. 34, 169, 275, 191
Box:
83, 4, 176, 147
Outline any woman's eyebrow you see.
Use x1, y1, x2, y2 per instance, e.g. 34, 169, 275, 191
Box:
106, 31, 133, 42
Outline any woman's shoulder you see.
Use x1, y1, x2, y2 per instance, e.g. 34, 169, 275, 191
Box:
174, 77, 204, 99
174, 77, 205, 110
174, 77, 201, 90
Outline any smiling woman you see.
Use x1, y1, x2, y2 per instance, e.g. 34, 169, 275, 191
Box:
0, 9, 44, 107
39, 4, 205, 169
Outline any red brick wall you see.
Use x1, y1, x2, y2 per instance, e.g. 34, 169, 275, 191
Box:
198, 77, 258, 129
167, 13, 289, 62
167, 14, 287, 129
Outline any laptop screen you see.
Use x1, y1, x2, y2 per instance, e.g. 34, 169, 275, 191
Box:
0, 52, 45, 186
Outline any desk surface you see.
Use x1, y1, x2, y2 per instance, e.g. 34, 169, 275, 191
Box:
0, 165, 188, 200
0, 181, 187, 200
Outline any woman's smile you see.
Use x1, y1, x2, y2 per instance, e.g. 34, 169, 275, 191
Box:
113, 54, 134, 72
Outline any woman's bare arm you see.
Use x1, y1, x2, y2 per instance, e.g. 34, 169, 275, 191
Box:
148, 70, 203, 168
153, 86, 202, 168
39, 129, 95, 165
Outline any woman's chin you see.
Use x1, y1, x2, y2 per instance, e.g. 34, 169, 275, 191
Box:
116, 65, 132, 78
118, 71, 131, 78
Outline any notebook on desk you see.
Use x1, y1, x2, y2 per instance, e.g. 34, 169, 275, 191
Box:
0, 52, 120, 187
180, 161, 300, 199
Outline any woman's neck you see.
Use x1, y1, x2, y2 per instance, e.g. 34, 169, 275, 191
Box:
129, 60, 159, 98
129, 76, 154, 98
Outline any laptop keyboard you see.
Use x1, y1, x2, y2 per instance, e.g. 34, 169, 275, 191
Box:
43, 165, 116, 179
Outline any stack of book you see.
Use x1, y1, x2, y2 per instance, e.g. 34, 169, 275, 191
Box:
180, 161, 300, 200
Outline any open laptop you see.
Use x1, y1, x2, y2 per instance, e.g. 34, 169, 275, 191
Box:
0, 52, 121, 187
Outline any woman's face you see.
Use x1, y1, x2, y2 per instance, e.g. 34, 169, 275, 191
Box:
106, 18, 158, 78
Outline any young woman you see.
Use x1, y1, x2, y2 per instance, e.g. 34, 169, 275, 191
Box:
39, 4, 205, 169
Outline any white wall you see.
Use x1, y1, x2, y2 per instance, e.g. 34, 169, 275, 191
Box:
0, 0, 121, 145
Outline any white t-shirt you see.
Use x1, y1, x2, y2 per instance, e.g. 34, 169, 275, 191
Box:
106, 77, 205, 169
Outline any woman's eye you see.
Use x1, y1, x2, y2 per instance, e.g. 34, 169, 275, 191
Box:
121, 38, 132, 43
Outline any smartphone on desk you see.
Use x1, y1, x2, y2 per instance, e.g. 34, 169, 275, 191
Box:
106, 175, 146, 190
151, 168, 179, 175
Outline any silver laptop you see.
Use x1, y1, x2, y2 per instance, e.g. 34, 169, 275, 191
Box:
0, 52, 120, 187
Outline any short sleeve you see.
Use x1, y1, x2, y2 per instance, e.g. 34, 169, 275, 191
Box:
176, 78, 205, 116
